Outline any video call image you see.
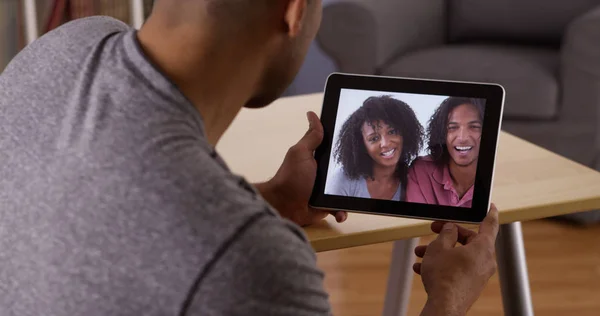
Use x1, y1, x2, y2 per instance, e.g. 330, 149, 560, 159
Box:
324, 89, 486, 208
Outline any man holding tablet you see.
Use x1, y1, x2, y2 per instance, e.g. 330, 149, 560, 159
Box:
0, 1, 499, 316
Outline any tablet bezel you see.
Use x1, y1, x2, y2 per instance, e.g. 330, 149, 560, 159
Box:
309, 73, 505, 223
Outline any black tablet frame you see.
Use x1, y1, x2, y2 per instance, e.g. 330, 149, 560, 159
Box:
309, 73, 505, 223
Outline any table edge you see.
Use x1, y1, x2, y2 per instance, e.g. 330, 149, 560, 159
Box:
310, 195, 600, 252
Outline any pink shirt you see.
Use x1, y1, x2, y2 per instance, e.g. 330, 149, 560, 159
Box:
406, 156, 474, 208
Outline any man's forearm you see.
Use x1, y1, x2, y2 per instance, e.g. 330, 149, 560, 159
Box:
420, 299, 462, 316
254, 181, 301, 224
253, 182, 272, 201
253, 181, 284, 212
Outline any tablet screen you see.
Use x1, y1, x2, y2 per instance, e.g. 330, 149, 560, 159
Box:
324, 88, 486, 209
310, 73, 504, 222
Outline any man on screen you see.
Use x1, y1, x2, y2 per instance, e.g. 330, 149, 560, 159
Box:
407, 97, 485, 207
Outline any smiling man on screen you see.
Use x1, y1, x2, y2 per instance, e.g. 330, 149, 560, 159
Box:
0, 1, 498, 315
407, 97, 485, 208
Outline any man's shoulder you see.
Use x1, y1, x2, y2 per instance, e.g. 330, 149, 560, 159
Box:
46, 16, 130, 45
17, 16, 129, 66
1, 16, 130, 80
132, 145, 285, 239
409, 156, 442, 179
411, 156, 437, 169
408, 155, 451, 191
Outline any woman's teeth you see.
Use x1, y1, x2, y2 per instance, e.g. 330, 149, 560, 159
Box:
455, 146, 473, 152
381, 149, 395, 157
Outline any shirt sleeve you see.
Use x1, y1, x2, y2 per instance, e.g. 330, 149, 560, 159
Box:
406, 164, 428, 204
183, 215, 332, 316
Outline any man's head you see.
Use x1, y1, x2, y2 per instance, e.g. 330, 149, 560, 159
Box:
427, 97, 485, 168
146, 0, 322, 108
244, 0, 322, 108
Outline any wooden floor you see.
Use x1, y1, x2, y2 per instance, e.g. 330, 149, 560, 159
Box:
317, 219, 600, 316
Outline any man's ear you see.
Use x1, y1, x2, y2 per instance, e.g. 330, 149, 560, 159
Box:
284, 0, 307, 37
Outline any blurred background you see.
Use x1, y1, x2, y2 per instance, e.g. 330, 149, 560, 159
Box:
294, 0, 600, 226
0, 0, 153, 71
2, 1, 600, 315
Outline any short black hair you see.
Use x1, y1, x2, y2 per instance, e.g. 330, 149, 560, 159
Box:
334, 95, 424, 181
427, 97, 485, 165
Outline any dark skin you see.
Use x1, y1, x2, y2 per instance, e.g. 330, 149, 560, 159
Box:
361, 121, 403, 200
446, 104, 482, 198
449, 166, 476, 199
414, 204, 499, 316
366, 177, 400, 200
254, 112, 347, 227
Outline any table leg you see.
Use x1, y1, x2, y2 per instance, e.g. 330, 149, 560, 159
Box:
382, 238, 420, 316
496, 222, 535, 316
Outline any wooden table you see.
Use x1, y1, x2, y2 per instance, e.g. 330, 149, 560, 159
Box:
217, 93, 600, 316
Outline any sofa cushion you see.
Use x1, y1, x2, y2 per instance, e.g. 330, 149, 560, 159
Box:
382, 45, 559, 119
448, 0, 600, 45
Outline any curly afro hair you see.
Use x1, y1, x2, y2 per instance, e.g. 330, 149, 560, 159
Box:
334, 95, 424, 181
427, 97, 485, 165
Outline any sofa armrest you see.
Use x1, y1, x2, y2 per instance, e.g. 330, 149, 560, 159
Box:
317, 0, 446, 74
562, 5, 600, 77
560, 5, 600, 163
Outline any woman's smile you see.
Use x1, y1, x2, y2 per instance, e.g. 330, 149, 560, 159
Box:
361, 120, 403, 168
380, 148, 397, 159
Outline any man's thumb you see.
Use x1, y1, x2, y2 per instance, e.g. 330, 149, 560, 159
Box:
432, 223, 459, 251
299, 112, 324, 151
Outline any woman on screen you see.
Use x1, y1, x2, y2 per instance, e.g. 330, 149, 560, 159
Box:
327, 95, 423, 201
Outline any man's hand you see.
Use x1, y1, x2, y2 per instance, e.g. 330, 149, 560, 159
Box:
255, 111, 348, 227
415, 204, 500, 316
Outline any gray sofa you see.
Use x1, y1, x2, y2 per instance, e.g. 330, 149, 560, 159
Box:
316, 0, 600, 224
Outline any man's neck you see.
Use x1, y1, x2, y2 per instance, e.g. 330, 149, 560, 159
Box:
448, 161, 477, 198
136, 18, 268, 146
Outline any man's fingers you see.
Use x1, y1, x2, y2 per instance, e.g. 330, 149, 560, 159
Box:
305, 209, 329, 226
431, 221, 476, 245
413, 262, 422, 275
414, 245, 427, 258
330, 211, 348, 223
429, 223, 459, 252
298, 111, 324, 151
478, 204, 500, 244
431, 221, 446, 233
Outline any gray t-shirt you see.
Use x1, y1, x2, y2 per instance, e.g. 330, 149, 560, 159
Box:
0, 17, 330, 316
326, 169, 402, 201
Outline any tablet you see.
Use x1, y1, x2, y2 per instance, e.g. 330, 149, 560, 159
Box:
309, 73, 505, 223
